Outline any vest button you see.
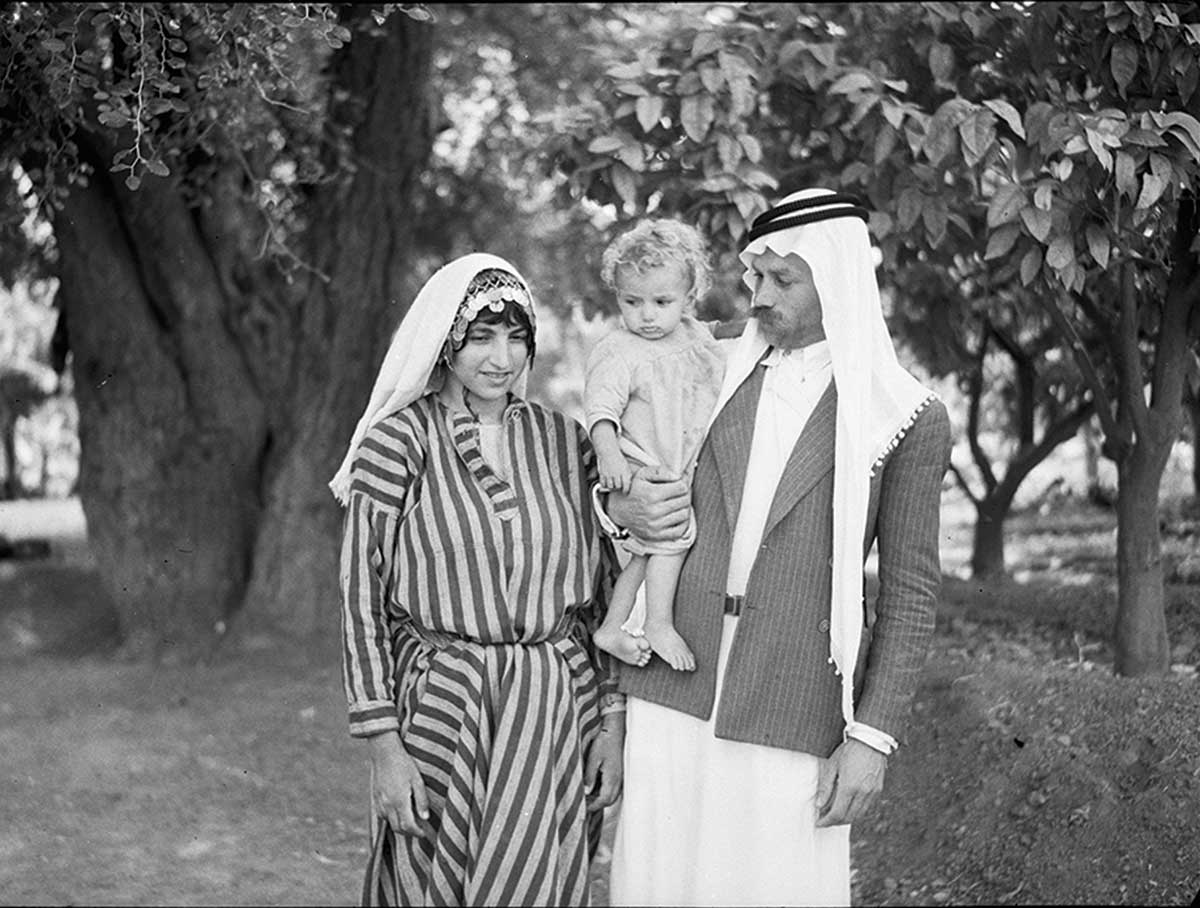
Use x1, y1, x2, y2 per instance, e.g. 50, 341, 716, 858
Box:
818, 619, 830, 633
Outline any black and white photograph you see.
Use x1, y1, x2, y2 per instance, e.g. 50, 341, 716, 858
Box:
1, 2, 1199, 905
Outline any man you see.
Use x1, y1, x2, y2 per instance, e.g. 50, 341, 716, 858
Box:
600, 189, 953, 906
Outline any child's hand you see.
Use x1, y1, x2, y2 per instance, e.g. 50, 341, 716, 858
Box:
597, 452, 633, 494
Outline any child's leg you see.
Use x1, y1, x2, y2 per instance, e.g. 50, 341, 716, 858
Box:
641, 551, 695, 671
594, 555, 652, 666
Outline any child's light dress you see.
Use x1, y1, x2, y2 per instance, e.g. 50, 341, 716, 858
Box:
584, 315, 726, 555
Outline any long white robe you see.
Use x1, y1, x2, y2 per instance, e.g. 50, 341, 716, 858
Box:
611, 343, 851, 907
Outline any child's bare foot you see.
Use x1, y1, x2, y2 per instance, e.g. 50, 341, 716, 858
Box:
595, 624, 652, 667
643, 620, 695, 671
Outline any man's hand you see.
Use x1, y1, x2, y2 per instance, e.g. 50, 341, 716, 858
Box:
370, 731, 435, 839
607, 466, 691, 542
815, 738, 887, 827
584, 715, 625, 809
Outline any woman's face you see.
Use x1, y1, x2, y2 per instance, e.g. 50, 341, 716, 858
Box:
447, 316, 532, 410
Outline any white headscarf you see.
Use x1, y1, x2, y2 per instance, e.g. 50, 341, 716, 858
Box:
328, 252, 535, 505
716, 188, 937, 727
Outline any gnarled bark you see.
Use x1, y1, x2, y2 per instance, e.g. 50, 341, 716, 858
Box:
49, 13, 434, 660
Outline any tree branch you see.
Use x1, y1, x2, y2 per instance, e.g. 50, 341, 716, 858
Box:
966, 327, 998, 494
1007, 396, 1096, 490
1036, 291, 1127, 452
948, 461, 980, 506
1117, 264, 1150, 437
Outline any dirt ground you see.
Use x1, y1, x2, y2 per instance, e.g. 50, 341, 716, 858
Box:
2, 496, 1199, 906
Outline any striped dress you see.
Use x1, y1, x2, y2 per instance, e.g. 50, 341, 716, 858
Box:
340, 393, 619, 906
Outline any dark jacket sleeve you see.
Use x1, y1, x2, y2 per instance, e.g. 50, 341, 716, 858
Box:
854, 400, 952, 741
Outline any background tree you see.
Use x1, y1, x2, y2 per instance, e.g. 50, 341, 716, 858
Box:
551, 0, 1200, 676
891, 259, 1096, 578
1, 3, 436, 660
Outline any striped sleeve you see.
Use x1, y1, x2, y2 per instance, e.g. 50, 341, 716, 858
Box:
339, 412, 424, 738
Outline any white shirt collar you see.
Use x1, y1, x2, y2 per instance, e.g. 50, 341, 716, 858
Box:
762, 339, 832, 374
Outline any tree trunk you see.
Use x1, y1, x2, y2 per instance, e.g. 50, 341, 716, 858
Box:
1, 410, 17, 500
970, 498, 1008, 578
53, 164, 268, 662
49, 13, 434, 660
236, 15, 434, 644
1113, 441, 1172, 676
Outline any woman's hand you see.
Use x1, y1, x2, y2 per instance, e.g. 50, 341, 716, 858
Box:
584, 714, 626, 809
607, 466, 691, 542
370, 731, 434, 839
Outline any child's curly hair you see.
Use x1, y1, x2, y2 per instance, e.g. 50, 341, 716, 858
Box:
600, 219, 713, 301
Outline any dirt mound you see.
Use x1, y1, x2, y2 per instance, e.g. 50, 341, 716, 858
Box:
852, 633, 1200, 906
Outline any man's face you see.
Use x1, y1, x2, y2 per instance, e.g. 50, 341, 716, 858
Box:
746, 249, 825, 349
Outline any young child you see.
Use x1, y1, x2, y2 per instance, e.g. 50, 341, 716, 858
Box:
585, 219, 726, 671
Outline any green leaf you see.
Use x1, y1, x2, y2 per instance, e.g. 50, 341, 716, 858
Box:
734, 161, 778, 190
959, 110, 997, 167
145, 159, 170, 178
588, 135, 625, 155
731, 190, 761, 221
1034, 183, 1054, 211
719, 50, 757, 117
40, 37, 67, 53
1085, 128, 1113, 170
616, 142, 645, 172
1020, 206, 1052, 242
1162, 112, 1200, 161
636, 96, 663, 134
680, 94, 715, 143
984, 223, 1021, 260
691, 31, 723, 61
1019, 245, 1043, 285
717, 132, 743, 172
983, 99, 1025, 139
1149, 152, 1172, 181
611, 164, 636, 208
809, 43, 837, 68
1123, 128, 1168, 147
738, 134, 763, 164
881, 100, 905, 130
1110, 41, 1138, 96
1114, 151, 1138, 199
986, 183, 1025, 228
699, 65, 723, 95
125, 174, 141, 191
923, 200, 948, 246
1045, 234, 1074, 270
699, 173, 739, 193
1024, 102, 1057, 148
1135, 173, 1167, 209
923, 110, 959, 166
607, 62, 644, 81
929, 41, 955, 86
874, 126, 898, 165
897, 188, 922, 231
1086, 225, 1110, 269
829, 72, 874, 95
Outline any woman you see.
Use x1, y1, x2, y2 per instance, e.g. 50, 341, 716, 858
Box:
329, 253, 625, 906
